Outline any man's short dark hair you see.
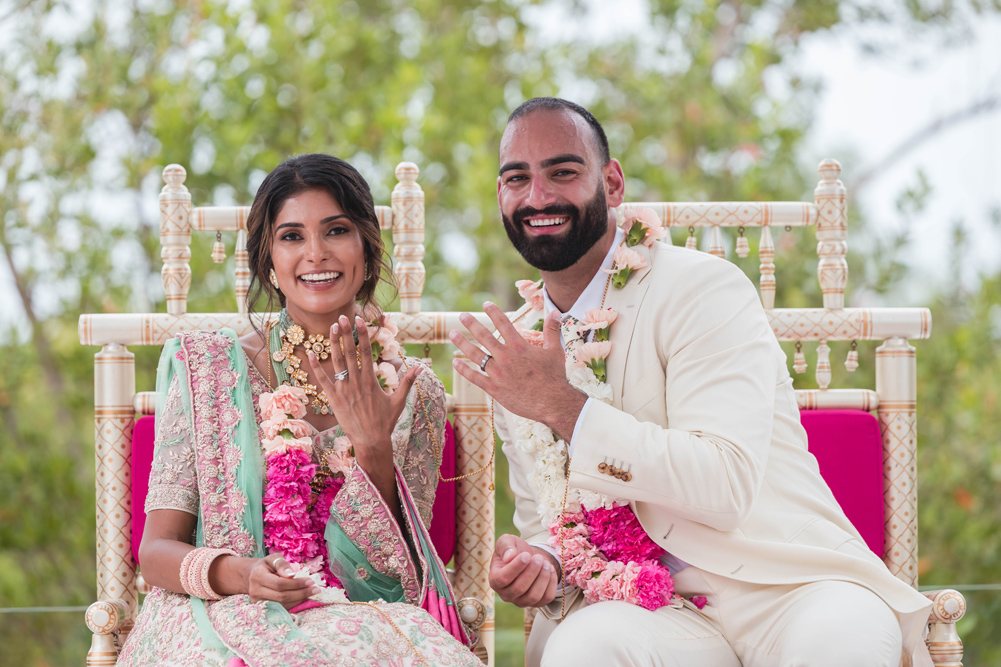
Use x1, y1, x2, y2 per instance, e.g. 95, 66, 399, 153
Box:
508, 97, 611, 165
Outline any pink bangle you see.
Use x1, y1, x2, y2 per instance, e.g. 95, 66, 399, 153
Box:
180, 547, 236, 600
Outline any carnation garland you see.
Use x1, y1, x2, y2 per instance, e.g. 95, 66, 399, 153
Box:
260, 312, 403, 603
513, 208, 706, 613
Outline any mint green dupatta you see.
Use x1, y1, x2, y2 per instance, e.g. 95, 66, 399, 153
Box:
156, 330, 328, 664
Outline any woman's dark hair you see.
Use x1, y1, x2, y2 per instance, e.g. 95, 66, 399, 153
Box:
245, 153, 392, 324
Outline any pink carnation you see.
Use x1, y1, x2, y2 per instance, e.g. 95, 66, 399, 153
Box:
586, 505, 665, 563
260, 385, 308, 420
516, 279, 544, 311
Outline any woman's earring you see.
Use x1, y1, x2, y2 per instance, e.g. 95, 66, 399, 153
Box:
269, 268, 280, 290
363, 262, 371, 282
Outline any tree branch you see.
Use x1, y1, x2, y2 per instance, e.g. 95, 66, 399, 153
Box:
849, 94, 1001, 195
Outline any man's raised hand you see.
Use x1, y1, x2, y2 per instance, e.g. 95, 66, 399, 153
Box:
489, 534, 559, 608
448, 303, 587, 442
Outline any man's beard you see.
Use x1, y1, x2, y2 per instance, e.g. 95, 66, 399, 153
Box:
502, 183, 609, 272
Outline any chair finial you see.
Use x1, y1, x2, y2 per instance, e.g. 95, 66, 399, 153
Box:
395, 161, 419, 184
818, 158, 841, 183
162, 164, 187, 188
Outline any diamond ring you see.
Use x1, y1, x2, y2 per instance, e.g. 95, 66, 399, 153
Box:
479, 353, 492, 372
333, 369, 349, 381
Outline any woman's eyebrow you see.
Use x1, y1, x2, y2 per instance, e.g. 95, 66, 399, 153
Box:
274, 215, 348, 233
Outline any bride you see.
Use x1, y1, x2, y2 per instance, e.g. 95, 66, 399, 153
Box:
118, 153, 481, 666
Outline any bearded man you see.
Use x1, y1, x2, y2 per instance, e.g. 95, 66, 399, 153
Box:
448, 97, 934, 667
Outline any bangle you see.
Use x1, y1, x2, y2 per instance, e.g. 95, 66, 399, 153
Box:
179, 547, 237, 600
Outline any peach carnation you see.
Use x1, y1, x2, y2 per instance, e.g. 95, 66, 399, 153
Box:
621, 207, 667, 248
573, 341, 612, 366
376, 361, 400, 392
262, 435, 313, 456
516, 279, 545, 311
325, 436, 354, 475
581, 308, 619, 330
260, 385, 308, 420
611, 247, 647, 271
260, 417, 312, 440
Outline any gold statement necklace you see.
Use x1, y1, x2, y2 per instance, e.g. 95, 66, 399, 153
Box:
269, 310, 334, 414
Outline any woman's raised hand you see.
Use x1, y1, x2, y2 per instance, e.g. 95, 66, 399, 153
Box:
245, 553, 317, 610
306, 314, 422, 468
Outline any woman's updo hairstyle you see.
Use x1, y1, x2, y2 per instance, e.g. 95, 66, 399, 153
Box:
245, 153, 391, 321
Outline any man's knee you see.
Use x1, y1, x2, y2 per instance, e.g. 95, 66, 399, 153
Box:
540, 606, 627, 667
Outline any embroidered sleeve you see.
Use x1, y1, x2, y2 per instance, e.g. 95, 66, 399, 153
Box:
396, 359, 446, 529
146, 374, 199, 515
329, 464, 421, 603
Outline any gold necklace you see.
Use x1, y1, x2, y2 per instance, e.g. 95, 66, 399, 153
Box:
271, 318, 334, 414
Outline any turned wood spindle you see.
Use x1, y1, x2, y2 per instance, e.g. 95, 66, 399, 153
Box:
392, 162, 426, 314
815, 159, 848, 310
159, 165, 192, 316
759, 225, 776, 309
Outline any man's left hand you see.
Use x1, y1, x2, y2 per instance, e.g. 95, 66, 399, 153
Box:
449, 303, 586, 442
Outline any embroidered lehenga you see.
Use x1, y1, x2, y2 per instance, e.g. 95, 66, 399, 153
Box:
118, 330, 481, 667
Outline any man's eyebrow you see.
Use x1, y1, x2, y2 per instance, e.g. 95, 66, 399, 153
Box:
499, 161, 529, 176
540, 154, 586, 169
499, 154, 587, 176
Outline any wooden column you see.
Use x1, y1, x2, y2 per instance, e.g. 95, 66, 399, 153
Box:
451, 354, 495, 665
92, 343, 137, 658
876, 336, 918, 586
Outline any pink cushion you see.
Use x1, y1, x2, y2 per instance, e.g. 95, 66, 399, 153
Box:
131, 416, 459, 565
801, 409, 885, 558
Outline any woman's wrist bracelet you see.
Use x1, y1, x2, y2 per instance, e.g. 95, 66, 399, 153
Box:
179, 547, 237, 600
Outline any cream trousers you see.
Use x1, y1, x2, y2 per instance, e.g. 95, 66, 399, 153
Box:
527, 567, 903, 667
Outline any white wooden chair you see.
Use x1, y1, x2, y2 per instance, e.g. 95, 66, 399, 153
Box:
515, 159, 965, 667
78, 162, 499, 665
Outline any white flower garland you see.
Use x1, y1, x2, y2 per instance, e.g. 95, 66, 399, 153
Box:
512, 352, 620, 526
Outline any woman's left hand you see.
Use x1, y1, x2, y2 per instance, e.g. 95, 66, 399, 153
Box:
307, 314, 422, 467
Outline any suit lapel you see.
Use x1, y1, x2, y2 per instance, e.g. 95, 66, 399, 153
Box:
603, 243, 654, 407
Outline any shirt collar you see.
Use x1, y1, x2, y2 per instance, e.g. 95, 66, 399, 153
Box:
542, 226, 624, 322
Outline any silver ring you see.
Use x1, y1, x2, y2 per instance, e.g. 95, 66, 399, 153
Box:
333, 369, 349, 381
479, 353, 492, 372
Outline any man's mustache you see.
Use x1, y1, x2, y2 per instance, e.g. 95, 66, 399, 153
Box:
511, 204, 579, 227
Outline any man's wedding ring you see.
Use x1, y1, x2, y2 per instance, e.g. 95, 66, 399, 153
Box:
479, 353, 492, 372
333, 369, 349, 381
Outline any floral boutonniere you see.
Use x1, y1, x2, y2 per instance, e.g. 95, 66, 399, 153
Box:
602, 247, 648, 289
572, 341, 612, 382
621, 207, 667, 248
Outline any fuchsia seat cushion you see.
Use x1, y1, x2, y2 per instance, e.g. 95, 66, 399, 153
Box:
132, 409, 884, 564
131, 416, 458, 565
801, 409, 885, 558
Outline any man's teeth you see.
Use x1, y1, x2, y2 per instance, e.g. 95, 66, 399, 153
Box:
299, 272, 341, 283
527, 217, 567, 227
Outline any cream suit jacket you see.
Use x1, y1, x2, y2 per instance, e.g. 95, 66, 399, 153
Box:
497, 239, 932, 660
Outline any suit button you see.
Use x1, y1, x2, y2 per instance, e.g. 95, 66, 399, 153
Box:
598, 462, 608, 474
622, 472, 633, 482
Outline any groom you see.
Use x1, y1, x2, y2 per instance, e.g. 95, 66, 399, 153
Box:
449, 97, 933, 667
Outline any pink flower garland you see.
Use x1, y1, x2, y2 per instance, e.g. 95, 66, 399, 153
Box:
550, 506, 676, 611
261, 385, 347, 589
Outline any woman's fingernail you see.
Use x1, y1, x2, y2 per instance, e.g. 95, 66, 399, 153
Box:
484, 301, 494, 308
332, 323, 338, 334
311, 587, 321, 595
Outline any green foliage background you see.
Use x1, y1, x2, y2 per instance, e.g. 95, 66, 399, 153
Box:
1, 1, 999, 664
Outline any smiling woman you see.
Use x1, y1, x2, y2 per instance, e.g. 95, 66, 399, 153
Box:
115, 154, 483, 667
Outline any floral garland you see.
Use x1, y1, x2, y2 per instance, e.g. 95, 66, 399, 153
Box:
260, 312, 403, 603
513, 208, 706, 611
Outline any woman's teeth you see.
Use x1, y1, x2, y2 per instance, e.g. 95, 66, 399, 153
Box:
299, 272, 341, 283
527, 217, 567, 227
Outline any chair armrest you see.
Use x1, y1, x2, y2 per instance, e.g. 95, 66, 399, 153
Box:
85, 598, 129, 665
923, 589, 966, 667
